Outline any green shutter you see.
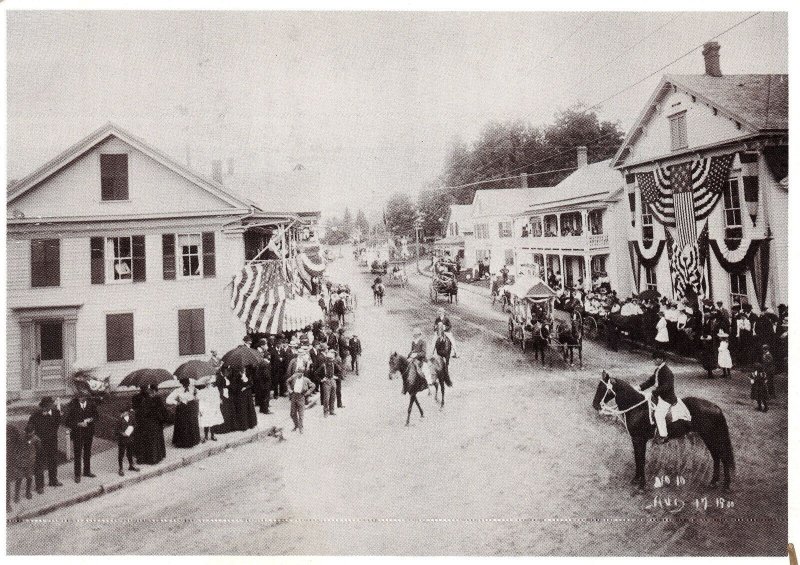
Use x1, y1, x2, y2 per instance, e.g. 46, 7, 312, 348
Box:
162, 234, 176, 280
90, 237, 105, 284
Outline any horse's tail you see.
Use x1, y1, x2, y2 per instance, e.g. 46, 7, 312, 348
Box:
716, 410, 736, 473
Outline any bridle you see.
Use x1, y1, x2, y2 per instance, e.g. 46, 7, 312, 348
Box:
597, 377, 649, 434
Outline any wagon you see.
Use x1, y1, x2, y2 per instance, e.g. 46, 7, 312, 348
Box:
506, 277, 557, 351
386, 261, 408, 287
430, 271, 458, 303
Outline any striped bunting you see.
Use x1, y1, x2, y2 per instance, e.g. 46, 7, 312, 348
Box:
230, 260, 323, 334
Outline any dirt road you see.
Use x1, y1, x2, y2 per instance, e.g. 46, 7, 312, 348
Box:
7, 254, 786, 555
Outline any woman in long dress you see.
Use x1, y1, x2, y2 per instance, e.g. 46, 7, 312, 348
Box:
196, 377, 223, 442
166, 378, 201, 448
133, 385, 168, 464
214, 368, 238, 434
232, 369, 258, 431
717, 331, 733, 378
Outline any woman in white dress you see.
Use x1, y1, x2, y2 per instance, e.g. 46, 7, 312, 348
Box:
717, 330, 733, 378
196, 376, 224, 442
654, 311, 669, 353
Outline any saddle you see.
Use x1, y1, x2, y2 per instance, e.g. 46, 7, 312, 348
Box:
648, 397, 692, 425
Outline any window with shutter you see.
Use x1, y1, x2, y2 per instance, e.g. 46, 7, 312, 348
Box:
202, 232, 216, 277
90, 237, 105, 284
178, 309, 205, 355
106, 313, 134, 362
162, 234, 176, 280
31, 239, 60, 287
100, 154, 129, 200
669, 112, 688, 151
131, 235, 146, 282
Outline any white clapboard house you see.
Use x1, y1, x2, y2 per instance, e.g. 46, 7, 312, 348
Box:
7, 123, 317, 400
613, 42, 788, 310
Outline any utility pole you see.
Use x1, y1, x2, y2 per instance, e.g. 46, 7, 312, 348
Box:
414, 216, 423, 274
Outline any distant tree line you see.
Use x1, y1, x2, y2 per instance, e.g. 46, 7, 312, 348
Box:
382, 106, 626, 240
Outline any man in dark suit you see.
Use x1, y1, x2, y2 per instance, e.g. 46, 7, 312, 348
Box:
270, 338, 287, 398
63, 392, 99, 482
348, 334, 362, 374
26, 396, 63, 492
638, 352, 677, 444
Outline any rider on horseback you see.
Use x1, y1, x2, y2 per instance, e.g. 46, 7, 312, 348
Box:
433, 308, 457, 358
638, 352, 677, 444
408, 327, 428, 377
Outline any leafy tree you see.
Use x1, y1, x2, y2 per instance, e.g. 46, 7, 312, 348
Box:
384, 192, 416, 237
342, 207, 353, 238
417, 187, 452, 238
354, 209, 369, 241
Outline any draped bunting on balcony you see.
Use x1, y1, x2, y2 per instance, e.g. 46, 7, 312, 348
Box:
230, 260, 323, 334
294, 242, 326, 291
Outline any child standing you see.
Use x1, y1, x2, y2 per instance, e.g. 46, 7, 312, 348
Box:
115, 408, 140, 477
750, 363, 769, 412
717, 330, 733, 378
348, 334, 362, 375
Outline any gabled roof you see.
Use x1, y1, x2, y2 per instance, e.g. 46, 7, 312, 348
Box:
7, 122, 255, 210
524, 160, 621, 211
613, 74, 788, 168
472, 187, 542, 218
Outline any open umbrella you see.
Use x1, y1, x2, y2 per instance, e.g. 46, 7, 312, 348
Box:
221, 345, 263, 370
173, 360, 218, 381
119, 368, 175, 388
638, 289, 661, 301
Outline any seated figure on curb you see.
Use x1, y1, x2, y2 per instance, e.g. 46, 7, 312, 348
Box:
638, 352, 677, 444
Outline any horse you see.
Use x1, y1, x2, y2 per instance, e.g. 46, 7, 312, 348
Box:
372, 279, 385, 305
390, 266, 408, 288
388, 353, 428, 426
592, 371, 735, 491
430, 324, 454, 407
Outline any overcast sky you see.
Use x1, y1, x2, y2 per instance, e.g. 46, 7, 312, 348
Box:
7, 11, 788, 217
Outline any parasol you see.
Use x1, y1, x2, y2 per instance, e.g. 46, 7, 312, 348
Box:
119, 368, 175, 388
221, 345, 263, 370
173, 360, 218, 381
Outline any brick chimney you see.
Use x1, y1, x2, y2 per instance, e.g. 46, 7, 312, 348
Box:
577, 146, 588, 168
520, 172, 528, 188
702, 41, 722, 77
211, 159, 223, 183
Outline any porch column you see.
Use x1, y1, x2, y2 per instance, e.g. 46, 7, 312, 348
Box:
543, 254, 549, 283
560, 254, 565, 290
63, 318, 78, 393
584, 255, 592, 291
20, 320, 33, 391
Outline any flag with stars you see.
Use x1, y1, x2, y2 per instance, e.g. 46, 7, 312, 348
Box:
635, 171, 674, 225
670, 161, 696, 249
692, 153, 736, 220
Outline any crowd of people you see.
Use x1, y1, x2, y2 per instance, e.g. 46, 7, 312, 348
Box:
7, 294, 364, 513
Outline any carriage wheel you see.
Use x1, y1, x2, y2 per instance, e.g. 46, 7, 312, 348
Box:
584, 316, 598, 338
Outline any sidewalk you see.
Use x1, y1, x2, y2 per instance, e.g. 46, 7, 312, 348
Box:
7, 407, 286, 523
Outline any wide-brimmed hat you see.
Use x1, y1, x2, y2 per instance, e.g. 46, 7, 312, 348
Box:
717, 330, 729, 337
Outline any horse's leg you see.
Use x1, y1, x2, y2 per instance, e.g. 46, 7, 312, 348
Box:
632, 436, 647, 490
406, 395, 414, 426
415, 395, 424, 417
710, 452, 721, 488
440, 377, 445, 407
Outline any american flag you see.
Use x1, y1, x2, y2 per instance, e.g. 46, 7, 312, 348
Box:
636, 170, 674, 224
230, 261, 291, 334
670, 161, 696, 249
692, 153, 736, 220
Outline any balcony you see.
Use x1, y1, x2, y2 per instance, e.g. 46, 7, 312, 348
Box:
515, 231, 609, 251
588, 233, 609, 249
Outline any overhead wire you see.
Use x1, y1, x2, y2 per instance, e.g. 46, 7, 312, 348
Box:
436, 11, 762, 192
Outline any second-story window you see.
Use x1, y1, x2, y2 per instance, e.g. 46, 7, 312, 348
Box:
498, 221, 512, 238
177, 234, 202, 278
641, 206, 654, 245
723, 177, 743, 245
669, 111, 688, 151
475, 224, 489, 239
100, 154, 129, 201
544, 215, 558, 237
107, 236, 133, 281
531, 216, 542, 237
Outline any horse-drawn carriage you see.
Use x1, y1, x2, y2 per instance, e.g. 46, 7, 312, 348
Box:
371, 259, 388, 275
386, 261, 408, 288
507, 278, 584, 367
430, 270, 458, 303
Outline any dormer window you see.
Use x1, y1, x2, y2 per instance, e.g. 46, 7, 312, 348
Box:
100, 154, 129, 200
669, 111, 688, 151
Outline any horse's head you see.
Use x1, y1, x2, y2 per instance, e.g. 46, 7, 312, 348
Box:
592, 370, 616, 411
388, 352, 404, 379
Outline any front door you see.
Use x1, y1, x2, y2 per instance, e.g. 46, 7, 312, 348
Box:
34, 320, 66, 390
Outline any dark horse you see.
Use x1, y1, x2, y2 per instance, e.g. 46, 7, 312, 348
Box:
430, 324, 454, 407
388, 353, 428, 425
592, 371, 735, 491
372, 278, 385, 305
